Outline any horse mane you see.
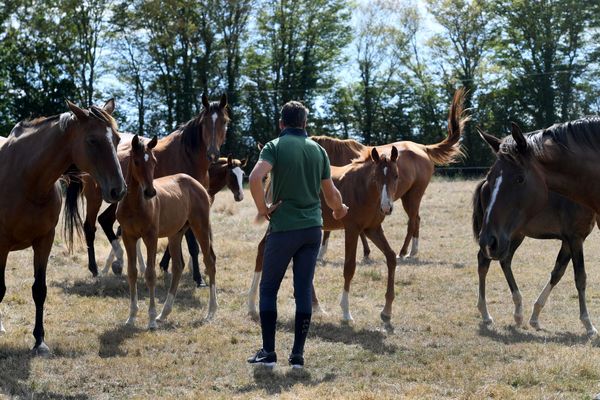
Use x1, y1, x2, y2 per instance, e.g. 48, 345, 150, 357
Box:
311, 135, 365, 154
180, 101, 230, 150
499, 117, 600, 163
472, 179, 486, 241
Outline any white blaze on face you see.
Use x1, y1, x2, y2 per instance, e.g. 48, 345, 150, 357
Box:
484, 172, 503, 225
380, 166, 392, 214
144, 153, 149, 163
232, 167, 244, 199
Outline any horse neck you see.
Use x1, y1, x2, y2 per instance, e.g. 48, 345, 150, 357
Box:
153, 131, 210, 186
208, 164, 227, 197
16, 120, 75, 195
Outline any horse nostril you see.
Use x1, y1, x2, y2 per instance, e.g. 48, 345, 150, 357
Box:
110, 187, 123, 201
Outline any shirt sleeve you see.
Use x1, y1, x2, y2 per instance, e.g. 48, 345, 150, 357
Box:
321, 147, 331, 180
259, 141, 276, 166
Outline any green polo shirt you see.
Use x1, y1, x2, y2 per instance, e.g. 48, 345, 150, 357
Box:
259, 128, 331, 232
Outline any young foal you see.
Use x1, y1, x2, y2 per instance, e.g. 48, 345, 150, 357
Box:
478, 125, 599, 336
0, 100, 125, 354
249, 147, 400, 325
116, 135, 216, 329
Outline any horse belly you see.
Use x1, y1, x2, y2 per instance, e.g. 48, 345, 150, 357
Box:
156, 198, 190, 238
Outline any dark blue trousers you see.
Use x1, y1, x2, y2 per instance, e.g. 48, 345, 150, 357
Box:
259, 226, 322, 314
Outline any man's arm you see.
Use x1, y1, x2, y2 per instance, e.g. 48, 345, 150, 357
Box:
321, 178, 348, 220
249, 160, 280, 221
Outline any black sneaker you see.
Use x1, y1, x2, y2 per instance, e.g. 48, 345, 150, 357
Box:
247, 349, 277, 368
288, 353, 304, 369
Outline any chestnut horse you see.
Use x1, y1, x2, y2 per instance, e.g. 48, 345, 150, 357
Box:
157, 155, 246, 277
249, 147, 400, 326
478, 121, 600, 337
472, 178, 597, 335
314, 88, 468, 261
117, 135, 216, 329
0, 100, 125, 355
76, 94, 228, 280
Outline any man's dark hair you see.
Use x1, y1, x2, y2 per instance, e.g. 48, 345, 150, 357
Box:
280, 101, 309, 128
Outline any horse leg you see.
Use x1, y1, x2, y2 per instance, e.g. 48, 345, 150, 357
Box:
157, 232, 185, 323
499, 238, 524, 326
529, 241, 571, 330
476, 250, 494, 325
316, 231, 330, 261
142, 234, 158, 330
398, 188, 424, 259
0, 249, 8, 334
569, 239, 597, 336
123, 234, 139, 326
360, 232, 371, 261
136, 240, 146, 274
248, 232, 266, 319
189, 221, 217, 320
83, 183, 102, 277
31, 230, 54, 356
311, 283, 327, 315
159, 246, 171, 273
185, 229, 204, 287
98, 203, 122, 275
340, 229, 359, 322
364, 225, 397, 327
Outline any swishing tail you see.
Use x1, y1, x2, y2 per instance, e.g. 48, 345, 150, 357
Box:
472, 180, 486, 242
62, 164, 84, 253
425, 87, 470, 165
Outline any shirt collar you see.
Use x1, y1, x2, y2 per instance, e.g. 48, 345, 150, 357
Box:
279, 127, 308, 137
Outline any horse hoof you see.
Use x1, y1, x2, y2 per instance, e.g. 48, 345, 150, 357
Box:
312, 305, 328, 316
588, 327, 598, 337
514, 314, 524, 326
125, 318, 135, 327
196, 280, 208, 288
148, 320, 158, 331
248, 311, 259, 322
529, 319, 541, 330
483, 317, 494, 326
112, 260, 123, 275
341, 314, 354, 324
380, 311, 392, 324
32, 342, 51, 357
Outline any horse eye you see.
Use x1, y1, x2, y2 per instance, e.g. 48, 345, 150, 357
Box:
516, 175, 525, 184
87, 137, 98, 145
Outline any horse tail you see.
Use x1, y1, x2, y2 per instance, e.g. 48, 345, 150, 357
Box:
425, 87, 469, 166
472, 179, 486, 242
62, 165, 84, 253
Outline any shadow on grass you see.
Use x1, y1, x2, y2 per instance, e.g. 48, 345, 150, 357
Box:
0, 346, 89, 399
280, 320, 397, 355
478, 323, 595, 346
237, 367, 336, 395
98, 324, 142, 358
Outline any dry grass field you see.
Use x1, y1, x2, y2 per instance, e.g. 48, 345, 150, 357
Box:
2, 178, 600, 399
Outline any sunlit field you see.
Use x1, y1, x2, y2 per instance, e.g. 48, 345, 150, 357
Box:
1, 178, 600, 399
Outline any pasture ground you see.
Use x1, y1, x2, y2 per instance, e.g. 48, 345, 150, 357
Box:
1, 179, 600, 399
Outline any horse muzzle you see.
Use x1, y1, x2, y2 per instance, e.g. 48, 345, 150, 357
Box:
234, 191, 244, 202
479, 232, 509, 260
381, 204, 393, 216
144, 187, 157, 199
207, 148, 220, 163
103, 183, 127, 203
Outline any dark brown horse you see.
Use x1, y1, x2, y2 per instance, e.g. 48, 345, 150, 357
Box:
0, 100, 125, 354
117, 135, 216, 328
249, 147, 400, 326
472, 177, 597, 335
314, 88, 468, 261
77, 94, 228, 281
478, 121, 600, 337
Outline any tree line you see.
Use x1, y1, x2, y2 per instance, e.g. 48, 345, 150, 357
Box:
1, 0, 599, 168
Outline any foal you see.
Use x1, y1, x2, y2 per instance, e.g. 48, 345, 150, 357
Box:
116, 135, 217, 329
249, 147, 400, 325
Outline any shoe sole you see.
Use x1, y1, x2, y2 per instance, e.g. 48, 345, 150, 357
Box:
249, 361, 276, 368
290, 364, 303, 369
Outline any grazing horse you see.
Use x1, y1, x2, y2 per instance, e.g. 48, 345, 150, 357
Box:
0, 100, 125, 354
478, 121, 600, 337
249, 147, 400, 326
116, 135, 216, 329
314, 88, 468, 261
76, 94, 228, 281
472, 178, 597, 335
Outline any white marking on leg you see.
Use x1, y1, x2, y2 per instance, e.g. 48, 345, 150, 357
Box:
125, 292, 138, 326
111, 239, 124, 262
103, 249, 115, 275
530, 281, 552, 329
157, 293, 175, 322
340, 290, 353, 321
477, 293, 493, 324
484, 173, 503, 225
248, 271, 261, 317
408, 237, 419, 258
512, 290, 523, 326
207, 284, 218, 319
232, 167, 244, 200
136, 240, 146, 274
0, 311, 5, 334
148, 304, 158, 330
317, 240, 329, 261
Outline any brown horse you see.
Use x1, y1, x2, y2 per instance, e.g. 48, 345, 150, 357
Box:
314, 88, 468, 261
116, 135, 216, 329
472, 178, 597, 335
0, 100, 125, 354
77, 94, 228, 280
249, 147, 400, 326
478, 121, 600, 337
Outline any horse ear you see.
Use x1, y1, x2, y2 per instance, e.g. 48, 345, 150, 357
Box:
148, 135, 158, 149
219, 93, 228, 109
390, 146, 398, 162
511, 122, 527, 153
257, 142, 264, 151
202, 94, 210, 109
132, 134, 140, 151
370, 147, 380, 163
102, 98, 115, 115
477, 127, 501, 154
227, 154, 233, 166
66, 100, 89, 121
241, 158, 248, 167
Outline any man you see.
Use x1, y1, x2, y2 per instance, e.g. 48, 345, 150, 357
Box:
247, 101, 348, 369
